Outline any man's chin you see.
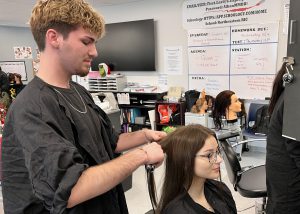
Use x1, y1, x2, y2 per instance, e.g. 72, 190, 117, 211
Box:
77, 69, 90, 77
78, 72, 88, 77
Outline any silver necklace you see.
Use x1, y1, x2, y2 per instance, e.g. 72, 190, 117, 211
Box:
53, 84, 87, 114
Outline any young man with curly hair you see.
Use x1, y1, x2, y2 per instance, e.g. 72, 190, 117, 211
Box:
2, 1, 166, 213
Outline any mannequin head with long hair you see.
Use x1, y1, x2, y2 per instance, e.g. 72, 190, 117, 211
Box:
212, 90, 241, 129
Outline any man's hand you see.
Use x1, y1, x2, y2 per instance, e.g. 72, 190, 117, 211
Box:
143, 129, 167, 143
140, 142, 164, 167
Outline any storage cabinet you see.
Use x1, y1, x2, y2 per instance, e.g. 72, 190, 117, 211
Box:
117, 92, 167, 132
88, 75, 126, 92
155, 101, 186, 131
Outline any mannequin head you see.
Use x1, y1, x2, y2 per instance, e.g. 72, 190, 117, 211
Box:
212, 90, 241, 129
191, 98, 208, 114
190, 89, 209, 115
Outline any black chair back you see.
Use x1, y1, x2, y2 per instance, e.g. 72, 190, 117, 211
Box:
246, 103, 267, 131
219, 139, 241, 188
219, 139, 267, 201
243, 102, 269, 139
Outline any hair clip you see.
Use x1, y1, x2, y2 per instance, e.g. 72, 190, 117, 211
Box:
145, 164, 155, 173
283, 56, 295, 66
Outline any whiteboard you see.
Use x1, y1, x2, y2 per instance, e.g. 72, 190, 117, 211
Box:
188, 28, 230, 46
230, 43, 278, 75
230, 75, 274, 99
188, 23, 279, 99
0, 61, 27, 81
188, 46, 230, 75
189, 75, 229, 97
182, 0, 281, 29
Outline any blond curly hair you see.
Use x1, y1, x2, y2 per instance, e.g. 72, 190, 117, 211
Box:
30, 0, 105, 51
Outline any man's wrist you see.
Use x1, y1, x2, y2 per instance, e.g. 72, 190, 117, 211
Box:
138, 147, 148, 164
142, 129, 151, 143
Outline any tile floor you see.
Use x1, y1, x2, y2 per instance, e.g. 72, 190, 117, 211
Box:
0, 147, 265, 214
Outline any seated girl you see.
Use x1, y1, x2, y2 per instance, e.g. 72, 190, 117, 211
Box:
151, 125, 237, 214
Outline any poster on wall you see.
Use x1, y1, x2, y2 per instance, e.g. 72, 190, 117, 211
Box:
13, 46, 33, 59
163, 46, 183, 75
182, 0, 281, 29
188, 22, 279, 99
0, 61, 27, 81
32, 48, 41, 75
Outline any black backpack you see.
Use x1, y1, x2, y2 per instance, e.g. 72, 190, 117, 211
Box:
251, 105, 270, 135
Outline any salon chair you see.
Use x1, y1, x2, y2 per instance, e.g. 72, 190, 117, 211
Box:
241, 102, 268, 154
219, 139, 267, 214
243, 103, 268, 139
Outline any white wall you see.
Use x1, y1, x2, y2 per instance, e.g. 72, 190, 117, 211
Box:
0, 0, 288, 91
0, 26, 37, 84
94, 0, 188, 90
95, 0, 288, 92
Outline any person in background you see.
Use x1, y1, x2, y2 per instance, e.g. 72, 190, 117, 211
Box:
149, 125, 236, 214
8, 73, 25, 99
0, 66, 9, 94
0, 66, 11, 114
8, 73, 14, 84
266, 62, 300, 213
2, 0, 166, 213
13, 73, 25, 95
14, 73, 23, 84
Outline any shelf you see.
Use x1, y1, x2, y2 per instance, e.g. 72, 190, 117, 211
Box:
119, 104, 155, 109
123, 123, 151, 127
88, 76, 127, 92
117, 91, 167, 132
155, 101, 186, 131
156, 123, 180, 126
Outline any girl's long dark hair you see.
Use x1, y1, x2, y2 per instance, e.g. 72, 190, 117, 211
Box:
268, 62, 287, 115
212, 90, 235, 129
148, 125, 215, 214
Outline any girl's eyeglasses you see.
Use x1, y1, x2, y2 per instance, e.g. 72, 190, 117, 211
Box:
195, 149, 222, 164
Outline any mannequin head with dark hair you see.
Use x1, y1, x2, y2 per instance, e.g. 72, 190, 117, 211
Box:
212, 90, 242, 129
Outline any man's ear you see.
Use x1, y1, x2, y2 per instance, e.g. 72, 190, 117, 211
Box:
45, 29, 61, 49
